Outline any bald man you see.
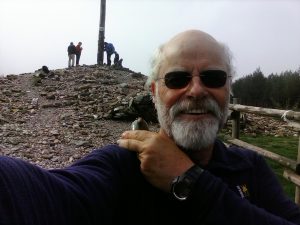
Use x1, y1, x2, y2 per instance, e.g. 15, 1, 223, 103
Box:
0, 30, 300, 225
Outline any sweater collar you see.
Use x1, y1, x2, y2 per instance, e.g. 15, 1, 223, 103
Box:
204, 139, 254, 172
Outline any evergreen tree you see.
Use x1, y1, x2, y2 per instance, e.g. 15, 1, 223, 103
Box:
232, 68, 300, 110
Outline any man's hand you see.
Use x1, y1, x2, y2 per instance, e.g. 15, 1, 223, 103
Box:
117, 130, 194, 192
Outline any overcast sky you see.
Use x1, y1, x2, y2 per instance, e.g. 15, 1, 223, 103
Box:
0, 0, 300, 79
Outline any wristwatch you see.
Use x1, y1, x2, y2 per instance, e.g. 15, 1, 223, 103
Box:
171, 165, 204, 201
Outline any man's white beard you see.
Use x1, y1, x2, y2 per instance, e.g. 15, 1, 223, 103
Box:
155, 91, 228, 152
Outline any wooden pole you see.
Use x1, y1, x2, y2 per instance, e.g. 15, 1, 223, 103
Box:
229, 104, 300, 123
97, 0, 106, 65
295, 133, 300, 204
228, 138, 297, 171
284, 170, 300, 187
231, 98, 240, 139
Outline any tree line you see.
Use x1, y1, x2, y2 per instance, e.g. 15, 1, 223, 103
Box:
231, 68, 300, 110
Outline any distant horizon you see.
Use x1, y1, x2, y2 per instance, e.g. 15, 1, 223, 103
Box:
1, 63, 299, 81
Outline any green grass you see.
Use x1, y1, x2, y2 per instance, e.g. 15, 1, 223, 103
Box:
219, 133, 299, 200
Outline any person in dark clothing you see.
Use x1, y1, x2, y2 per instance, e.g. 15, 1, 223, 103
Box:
104, 41, 115, 66
75, 42, 83, 66
67, 42, 76, 68
0, 29, 300, 225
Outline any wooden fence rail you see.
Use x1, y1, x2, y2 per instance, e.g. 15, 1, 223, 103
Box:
228, 101, 300, 204
227, 138, 298, 171
229, 104, 300, 122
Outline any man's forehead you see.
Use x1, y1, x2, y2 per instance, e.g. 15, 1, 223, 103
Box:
168, 30, 216, 42
158, 31, 226, 73
163, 30, 223, 58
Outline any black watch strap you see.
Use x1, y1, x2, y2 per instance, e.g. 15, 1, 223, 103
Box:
171, 165, 204, 201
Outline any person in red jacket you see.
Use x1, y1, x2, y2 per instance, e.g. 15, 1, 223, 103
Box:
75, 42, 83, 66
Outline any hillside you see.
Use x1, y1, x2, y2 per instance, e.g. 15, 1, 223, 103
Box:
0, 65, 298, 169
0, 65, 158, 168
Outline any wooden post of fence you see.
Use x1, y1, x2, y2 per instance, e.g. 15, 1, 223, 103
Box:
231, 98, 240, 139
296, 133, 300, 204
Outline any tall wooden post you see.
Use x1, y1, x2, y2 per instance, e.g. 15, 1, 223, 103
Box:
295, 133, 300, 204
97, 0, 106, 65
231, 98, 240, 139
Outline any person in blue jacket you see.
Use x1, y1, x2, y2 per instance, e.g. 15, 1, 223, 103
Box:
1, 29, 300, 225
104, 42, 115, 66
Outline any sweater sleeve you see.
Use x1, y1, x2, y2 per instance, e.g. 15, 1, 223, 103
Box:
191, 155, 300, 225
0, 145, 137, 225
0, 156, 85, 225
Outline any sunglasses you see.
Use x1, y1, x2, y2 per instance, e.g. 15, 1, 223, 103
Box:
158, 70, 228, 89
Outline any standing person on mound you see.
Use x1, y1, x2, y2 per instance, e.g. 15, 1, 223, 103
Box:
75, 42, 83, 66
67, 42, 76, 68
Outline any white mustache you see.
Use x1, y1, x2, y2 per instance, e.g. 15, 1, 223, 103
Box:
169, 97, 223, 121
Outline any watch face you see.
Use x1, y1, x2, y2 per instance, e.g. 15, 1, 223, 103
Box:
172, 178, 191, 201
171, 165, 203, 201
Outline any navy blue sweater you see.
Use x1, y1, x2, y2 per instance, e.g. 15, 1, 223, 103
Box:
0, 140, 300, 225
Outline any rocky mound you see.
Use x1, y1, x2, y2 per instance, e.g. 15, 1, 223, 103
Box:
0, 65, 158, 168
0, 65, 298, 169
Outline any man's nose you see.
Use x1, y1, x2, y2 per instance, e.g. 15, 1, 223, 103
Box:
186, 75, 208, 97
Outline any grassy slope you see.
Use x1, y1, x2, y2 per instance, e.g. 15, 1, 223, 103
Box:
220, 133, 299, 200
239, 135, 298, 199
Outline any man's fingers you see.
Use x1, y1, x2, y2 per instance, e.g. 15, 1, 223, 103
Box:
117, 139, 142, 153
121, 130, 153, 141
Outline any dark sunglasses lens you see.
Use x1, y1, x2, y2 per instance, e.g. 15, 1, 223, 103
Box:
164, 72, 191, 89
201, 70, 227, 88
